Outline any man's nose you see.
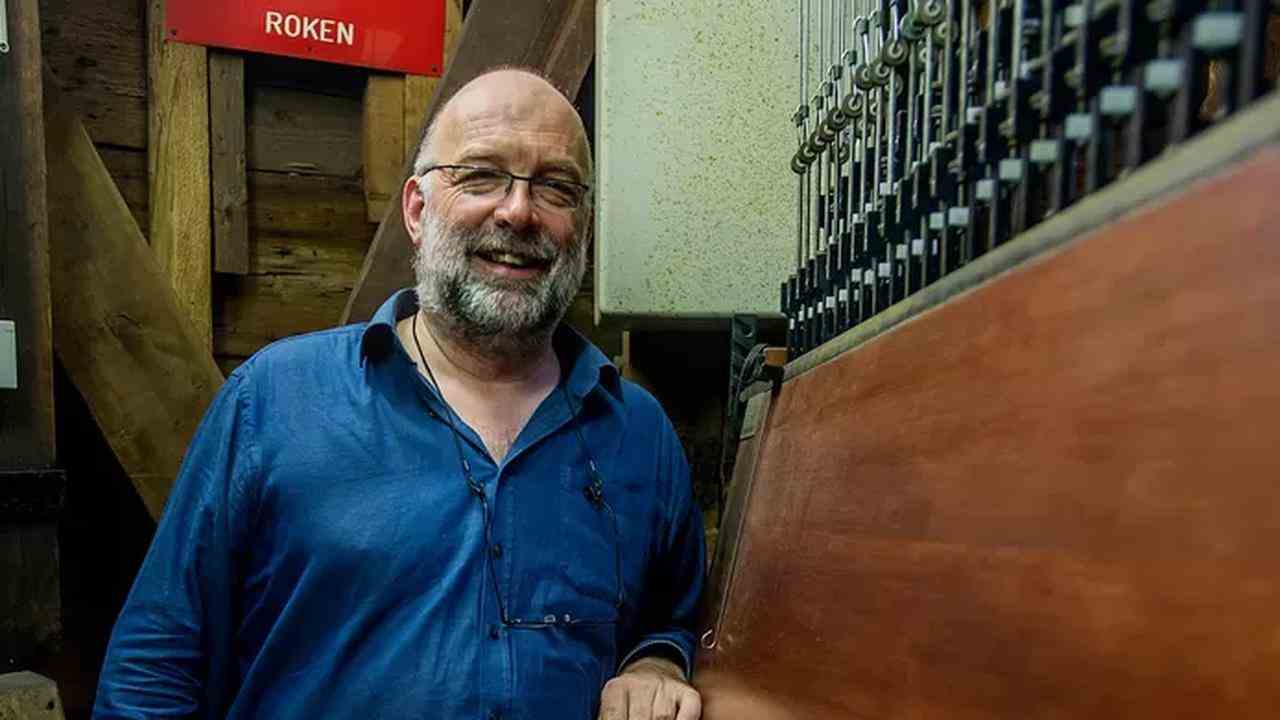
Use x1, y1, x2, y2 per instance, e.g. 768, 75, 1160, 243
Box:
493, 179, 536, 232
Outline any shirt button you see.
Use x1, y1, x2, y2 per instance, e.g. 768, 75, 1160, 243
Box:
488, 624, 500, 640
491, 543, 503, 558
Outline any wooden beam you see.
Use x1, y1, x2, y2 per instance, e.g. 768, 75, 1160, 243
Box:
404, 0, 465, 144
147, 0, 212, 347
0, 0, 54, 467
340, 0, 596, 324
45, 92, 224, 520
361, 75, 406, 223
0, 0, 61, 676
362, 0, 464, 223
209, 51, 249, 275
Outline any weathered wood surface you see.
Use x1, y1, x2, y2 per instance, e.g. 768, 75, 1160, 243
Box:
39, 0, 147, 149
341, 0, 597, 323
147, 0, 211, 348
248, 85, 362, 177
45, 99, 224, 519
695, 148, 1280, 719
98, 148, 149, 236
361, 75, 406, 222
210, 51, 249, 275
0, 0, 61, 677
1, 0, 54, 467
404, 2, 464, 175
214, 172, 373, 366
365, 0, 463, 222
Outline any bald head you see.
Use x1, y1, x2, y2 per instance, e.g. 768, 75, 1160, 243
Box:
412, 69, 591, 182
403, 69, 593, 358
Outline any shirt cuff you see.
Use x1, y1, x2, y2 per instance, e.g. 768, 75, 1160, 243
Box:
618, 636, 693, 681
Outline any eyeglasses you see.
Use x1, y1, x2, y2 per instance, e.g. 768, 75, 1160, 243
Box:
468, 444, 627, 630
421, 164, 591, 212
410, 315, 624, 631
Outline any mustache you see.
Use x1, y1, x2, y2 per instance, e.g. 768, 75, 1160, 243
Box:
453, 226, 559, 263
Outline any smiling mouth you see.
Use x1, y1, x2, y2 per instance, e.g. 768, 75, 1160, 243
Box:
473, 249, 551, 272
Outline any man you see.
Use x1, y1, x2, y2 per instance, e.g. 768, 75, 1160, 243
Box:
94, 69, 706, 720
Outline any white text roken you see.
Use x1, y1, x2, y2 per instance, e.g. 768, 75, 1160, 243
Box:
264, 11, 355, 46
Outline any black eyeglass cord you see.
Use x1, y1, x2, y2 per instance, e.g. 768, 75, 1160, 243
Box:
410, 313, 628, 626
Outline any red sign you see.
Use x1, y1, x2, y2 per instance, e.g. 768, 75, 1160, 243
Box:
166, 0, 446, 76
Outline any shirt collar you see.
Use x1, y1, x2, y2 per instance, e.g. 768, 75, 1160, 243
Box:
359, 288, 622, 404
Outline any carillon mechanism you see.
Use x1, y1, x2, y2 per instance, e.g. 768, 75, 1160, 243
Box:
783, 0, 1278, 357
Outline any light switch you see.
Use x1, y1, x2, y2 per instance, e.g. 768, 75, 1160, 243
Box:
0, 321, 16, 390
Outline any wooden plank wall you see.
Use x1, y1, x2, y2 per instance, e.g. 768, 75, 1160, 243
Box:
39, 0, 609, 376
40, 0, 376, 375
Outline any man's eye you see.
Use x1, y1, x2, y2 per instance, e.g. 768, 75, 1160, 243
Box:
454, 169, 507, 193
534, 179, 580, 207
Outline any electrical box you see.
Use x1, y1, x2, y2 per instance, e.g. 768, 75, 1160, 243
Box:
1, 321, 17, 390
594, 0, 796, 324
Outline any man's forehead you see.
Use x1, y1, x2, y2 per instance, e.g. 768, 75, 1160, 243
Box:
433, 72, 589, 169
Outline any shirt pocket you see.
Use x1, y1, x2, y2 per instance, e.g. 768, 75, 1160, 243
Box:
554, 464, 629, 624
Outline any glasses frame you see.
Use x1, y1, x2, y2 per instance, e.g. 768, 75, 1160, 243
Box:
470, 459, 627, 630
420, 163, 592, 211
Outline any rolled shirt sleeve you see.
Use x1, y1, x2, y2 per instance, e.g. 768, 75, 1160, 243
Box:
618, 420, 707, 680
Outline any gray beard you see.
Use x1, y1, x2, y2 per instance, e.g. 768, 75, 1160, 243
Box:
413, 213, 587, 359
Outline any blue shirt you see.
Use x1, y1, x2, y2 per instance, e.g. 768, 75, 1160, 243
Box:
94, 290, 705, 720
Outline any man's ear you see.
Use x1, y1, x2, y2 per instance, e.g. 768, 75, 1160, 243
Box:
403, 175, 426, 247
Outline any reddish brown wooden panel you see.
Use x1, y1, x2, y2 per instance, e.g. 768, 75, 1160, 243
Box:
695, 148, 1280, 719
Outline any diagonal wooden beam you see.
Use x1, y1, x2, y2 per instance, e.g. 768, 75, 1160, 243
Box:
45, 86, 224, 520
340, 0, 596, 323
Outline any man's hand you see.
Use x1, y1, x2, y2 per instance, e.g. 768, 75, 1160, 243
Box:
597, 656, 702, 720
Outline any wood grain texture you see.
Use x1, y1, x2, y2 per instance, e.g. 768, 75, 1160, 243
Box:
0, 0, 61, 677
147, 0, 211, 348
372, 0, 464, 223
404, 0, 465, 147
0, 0, 54, 467
696, 148, 1280, 719
39, 0, 147, 149
99, 148, 149, 236
247, 84, 363, 176
341, 0, 597, 324
362, 75, 406, 222
210, 51, 249, 275
214, 171, 374, 362
45, 101, 224, 520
